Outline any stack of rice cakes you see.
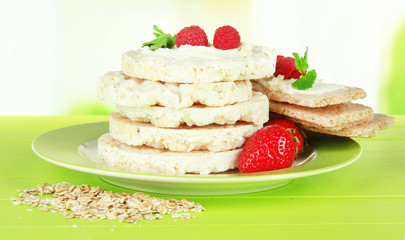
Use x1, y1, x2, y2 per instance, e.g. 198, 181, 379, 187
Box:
97, 44, 276, 175
253, 76, 395, 138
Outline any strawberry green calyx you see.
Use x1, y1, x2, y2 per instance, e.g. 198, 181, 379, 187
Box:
291, 47, 317, 90
142, 25, 176, 51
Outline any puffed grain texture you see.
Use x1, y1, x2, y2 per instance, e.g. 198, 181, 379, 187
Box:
98, 133, 241, 175
122, 43, 277, 83
116, 92, 269, 128
109, 112, 262, 152
98, 71, 253, 108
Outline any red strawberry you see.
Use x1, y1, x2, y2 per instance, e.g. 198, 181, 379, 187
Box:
266, 119, 304, 154
274, 56, 301, 79
213, 25, 241, 50
238, 125, 296, 173
175, 26, 208, 48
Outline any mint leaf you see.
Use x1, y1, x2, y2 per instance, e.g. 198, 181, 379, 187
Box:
292, 69, 317, 90
292, 52, 301, 71
292, 47, 309, 74
142, 25, 176, 51
306, 69, 317, 81
291, 47, 317, 90
153, 25, 164, 34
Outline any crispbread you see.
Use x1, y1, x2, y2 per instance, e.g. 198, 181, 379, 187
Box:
98, 133, 240, 175
301, 113, 395, 138
109, 112, 261, 152
268, 100, 374, 131
122, 43, 277, 83
98, 71, 252, 109
116, 92, 269, 128
285, 113, 373, 132
253, 76, 367, 108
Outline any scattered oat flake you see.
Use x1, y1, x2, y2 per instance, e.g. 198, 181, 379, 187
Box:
40, 207, 49, 212
9, 182, 205, 223
181, 214, 191, 220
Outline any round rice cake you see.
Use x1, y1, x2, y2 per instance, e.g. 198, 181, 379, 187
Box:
109, 112, 262, 152
97, 71, 252, 108
116, 91, 269, 128
122, 43, 277, 83
98, 133, 241, 175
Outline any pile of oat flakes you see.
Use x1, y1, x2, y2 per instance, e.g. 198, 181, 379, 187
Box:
9, 182, 205, 223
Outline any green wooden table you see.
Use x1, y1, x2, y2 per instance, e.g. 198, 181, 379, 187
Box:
1, 116, 404, 240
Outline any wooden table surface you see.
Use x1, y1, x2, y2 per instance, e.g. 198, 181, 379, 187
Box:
0, 116, 404, 240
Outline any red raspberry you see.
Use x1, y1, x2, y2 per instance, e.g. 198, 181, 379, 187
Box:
238, 125, 296, 173
277, 55, 285, 61
266, 119, 304, 154
175, 26, 208, 48
274, 56, 301, 79
213, 25, 241, 50
289, 69, 301, 79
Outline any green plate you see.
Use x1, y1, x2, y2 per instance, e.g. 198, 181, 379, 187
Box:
32, 122, 362, 195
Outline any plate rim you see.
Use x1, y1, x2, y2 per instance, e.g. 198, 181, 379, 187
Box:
32, 122, 362, 183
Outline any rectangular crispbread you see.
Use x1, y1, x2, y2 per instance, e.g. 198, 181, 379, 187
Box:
253, 78, 367, 108
268, 100, 374, 131
301, 113, 395, 138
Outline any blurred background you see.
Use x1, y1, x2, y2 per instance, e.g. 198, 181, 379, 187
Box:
1, 0, 405, 116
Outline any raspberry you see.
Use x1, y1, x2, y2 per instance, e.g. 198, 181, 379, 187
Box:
289, 69, 301, 79
238, 125, 296, 173
175, 26, 208, 48
277, 55, 285, 61
213, 25, 241, 50
274, 56, 301, 79
266, 118, 304, 154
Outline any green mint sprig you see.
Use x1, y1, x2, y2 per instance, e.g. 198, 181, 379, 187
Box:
142, 25, 176, 51
291, 47, 317, 90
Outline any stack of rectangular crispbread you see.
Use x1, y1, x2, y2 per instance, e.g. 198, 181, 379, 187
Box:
253, 76, 395, 138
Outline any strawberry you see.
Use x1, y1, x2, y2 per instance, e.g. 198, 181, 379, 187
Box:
238, 125, 296, 173
266, 119, 304, 154
175, 25, 208, 48
213, 25, 241, 50
274, 56, 301, 79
